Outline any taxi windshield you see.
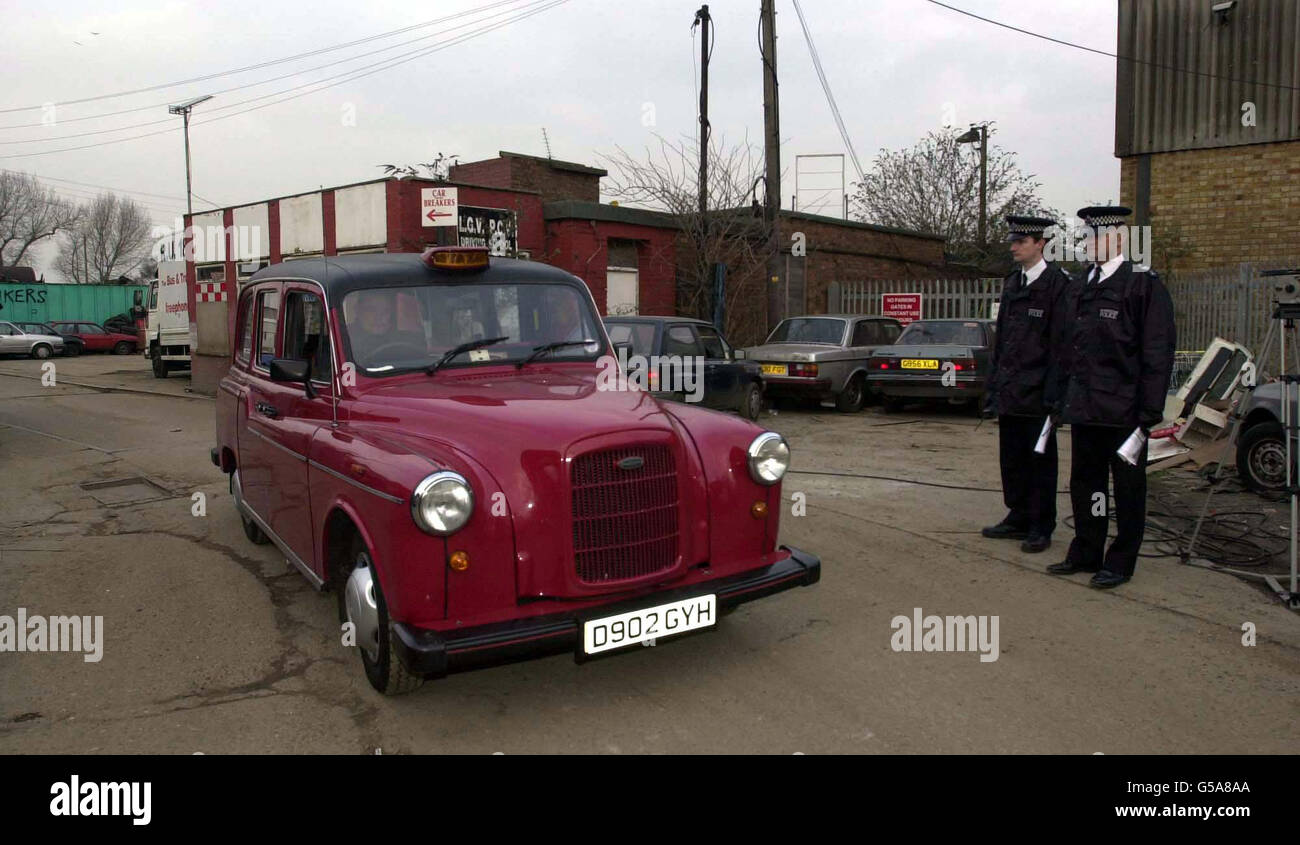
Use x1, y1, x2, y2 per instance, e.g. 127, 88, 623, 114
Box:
340, 281, 605, 375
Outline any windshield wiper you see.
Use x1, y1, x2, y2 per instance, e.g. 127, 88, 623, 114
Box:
425, 336, 510, 376
516, 339, 596, 369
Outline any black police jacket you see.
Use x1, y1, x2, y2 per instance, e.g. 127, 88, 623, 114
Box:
1057, 261, 1177, 429
986, 262, 1072, 417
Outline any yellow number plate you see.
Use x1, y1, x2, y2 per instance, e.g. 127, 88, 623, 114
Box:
901, 359, 939, 370
761, 364, 788, 376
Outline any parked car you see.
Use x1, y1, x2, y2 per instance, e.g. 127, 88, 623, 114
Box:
743, 314, 902, 412
0, 320, 65, 358
213, 248, 820, 695
49, 321, 137, 355
866, 318, 996, 412
602, 316, 765, 420
13, 321, 84, 356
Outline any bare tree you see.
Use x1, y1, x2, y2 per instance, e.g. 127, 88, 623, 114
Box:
599, 133, 771, 343
0, 171, 81, 267
55, 193, 153, 284
850, 126, 1057, 267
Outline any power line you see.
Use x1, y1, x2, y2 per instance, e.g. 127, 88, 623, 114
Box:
0, 0, 571, 161
0, 0, 551, 144
925, 0, 1300, 93
791, 0, 864, 182
0, 0, 530, 116
1, 169, 188, 201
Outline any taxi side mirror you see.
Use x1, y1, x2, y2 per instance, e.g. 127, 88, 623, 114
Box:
270, 358, 317, 399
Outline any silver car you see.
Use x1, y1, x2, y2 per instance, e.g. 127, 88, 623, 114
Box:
0, 320, 65, 359
744, 314, 902, 412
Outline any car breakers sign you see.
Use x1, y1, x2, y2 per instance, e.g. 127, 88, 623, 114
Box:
882, 292, 923, 326
421, 186, 458, 227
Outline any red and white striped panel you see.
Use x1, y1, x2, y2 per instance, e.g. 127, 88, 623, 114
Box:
197, 281, 227, 303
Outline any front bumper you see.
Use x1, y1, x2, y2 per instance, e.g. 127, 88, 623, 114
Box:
392, 546, 821, 679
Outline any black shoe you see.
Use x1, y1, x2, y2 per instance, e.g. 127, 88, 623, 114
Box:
1046, 560, 1100, 575
1020, 534, 1051, 553
982, 521, 1029, 540
1089, 570, 1131, 589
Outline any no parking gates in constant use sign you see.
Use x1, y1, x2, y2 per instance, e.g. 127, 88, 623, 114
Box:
882, 292, 923, 326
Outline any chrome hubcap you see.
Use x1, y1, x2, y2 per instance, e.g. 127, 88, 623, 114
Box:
345, 553, 380, 662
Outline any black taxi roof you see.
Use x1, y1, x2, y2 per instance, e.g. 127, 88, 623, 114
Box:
246, 253, 583, 301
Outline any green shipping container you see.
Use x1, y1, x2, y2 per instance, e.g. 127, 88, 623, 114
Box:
0, 283, 149, 325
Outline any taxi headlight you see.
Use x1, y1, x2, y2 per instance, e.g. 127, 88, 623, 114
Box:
747, 432, 790, 485
411, 471, 474, 535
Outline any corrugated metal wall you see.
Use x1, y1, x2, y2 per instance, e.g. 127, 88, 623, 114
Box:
0, 284, 147, 324
1116, 0, 1300, 156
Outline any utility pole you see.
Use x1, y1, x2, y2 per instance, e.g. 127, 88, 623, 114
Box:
168, 94, 213, 218
957, 122, 988, 255
761, 0, 783, 333
694, 5, 713, 322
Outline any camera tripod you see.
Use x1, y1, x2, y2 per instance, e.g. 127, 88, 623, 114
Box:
1181, 270, 1300, 609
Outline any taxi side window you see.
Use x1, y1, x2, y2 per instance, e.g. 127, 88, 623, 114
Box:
236, 295, 254, 364
282, 291, 332, 381
256, 290, 281, 370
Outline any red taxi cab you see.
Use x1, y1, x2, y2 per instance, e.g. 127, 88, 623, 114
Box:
212, 248, 820, 694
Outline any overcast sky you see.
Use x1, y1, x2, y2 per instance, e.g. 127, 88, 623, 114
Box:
5, 0, 1121, 281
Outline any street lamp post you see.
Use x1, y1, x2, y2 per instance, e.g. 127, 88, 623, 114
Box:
167, 95, 213, 218
956, 123, 988, 254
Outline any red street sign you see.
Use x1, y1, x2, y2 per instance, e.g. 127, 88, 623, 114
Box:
882, 292, 923, 325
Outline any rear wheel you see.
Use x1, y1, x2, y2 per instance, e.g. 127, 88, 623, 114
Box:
739, 382, 763, 421
30, 344, 52, 360
339, 536, 424, 696
230, 470, 269, 544
835, 375, 866, 413
113, 341, 132, 355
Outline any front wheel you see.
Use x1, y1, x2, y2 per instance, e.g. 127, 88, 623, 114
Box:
340, 537, 424, 696
151, 347, 168, 379
1237, 421, 1290, 494
64, 344, 81, 357
230, 471, 270, 544
30, 344, 52, 360
835, 375, 866, 413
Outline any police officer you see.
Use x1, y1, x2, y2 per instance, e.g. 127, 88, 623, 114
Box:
982, 216, 1072, 553
1047, 206, 1176, 588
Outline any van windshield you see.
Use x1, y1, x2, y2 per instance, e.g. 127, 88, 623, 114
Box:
341, 282, 606, 374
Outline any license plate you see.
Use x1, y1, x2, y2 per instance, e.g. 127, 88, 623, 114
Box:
581, 594, 717, 655
761, 364, 787, 376
901, 359, 938, 370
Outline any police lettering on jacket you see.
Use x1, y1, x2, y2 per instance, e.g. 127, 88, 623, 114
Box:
987, 263, 1072, 417
1057, 263, 1177, 429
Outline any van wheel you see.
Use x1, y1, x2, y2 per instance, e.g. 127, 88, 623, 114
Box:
835, 375, 866, 413
151, 347, 168, 379
31, 344, 52, 360
339, 536, 424, 696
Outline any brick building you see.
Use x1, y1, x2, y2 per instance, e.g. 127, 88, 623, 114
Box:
1116, 0, 1300, 272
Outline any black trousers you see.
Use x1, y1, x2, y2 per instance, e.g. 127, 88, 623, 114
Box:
1066, 424, 1148, 576
998, 413, 1057, 535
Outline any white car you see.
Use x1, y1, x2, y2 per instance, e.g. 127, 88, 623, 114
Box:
0, 320, 65, 359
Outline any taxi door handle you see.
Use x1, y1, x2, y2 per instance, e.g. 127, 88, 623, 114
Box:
255, 401, 280, 418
